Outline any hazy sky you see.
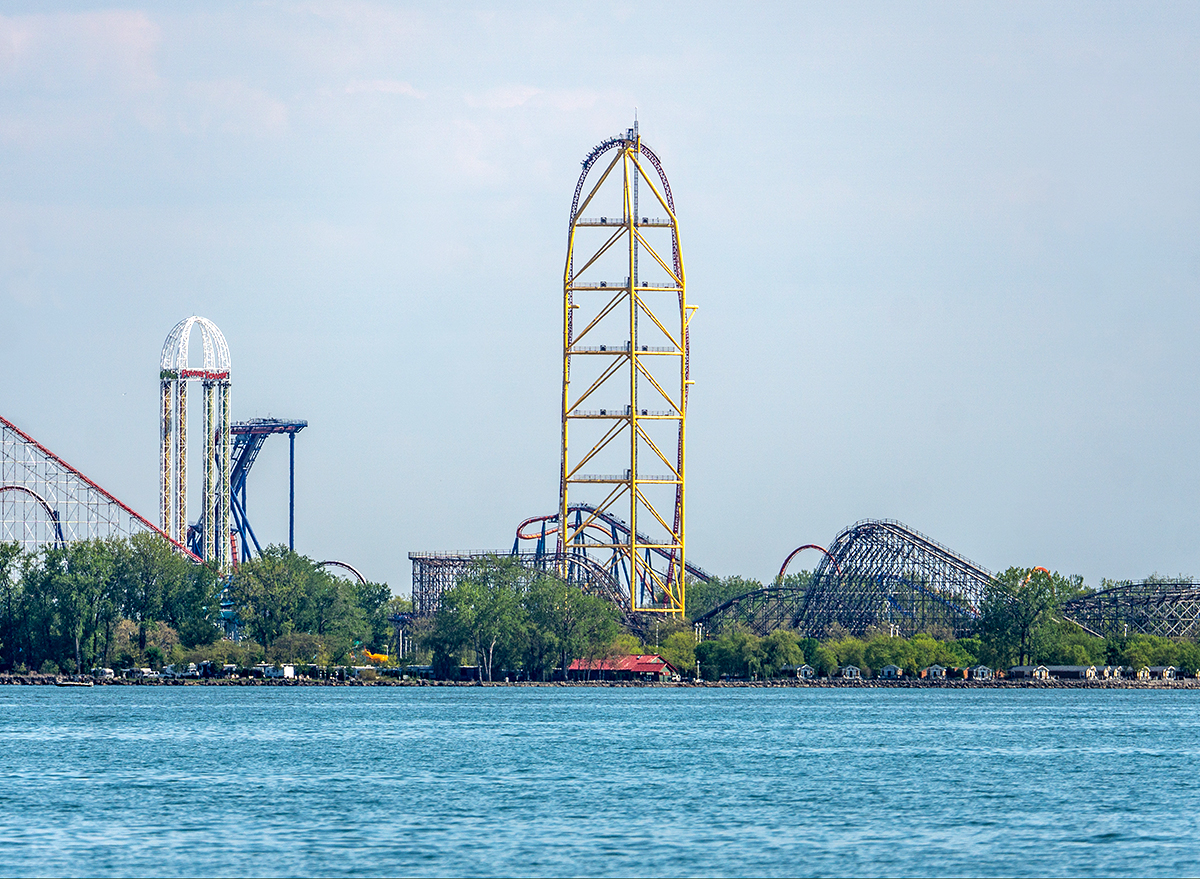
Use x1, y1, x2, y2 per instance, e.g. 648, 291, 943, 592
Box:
3, 2, 1199, 593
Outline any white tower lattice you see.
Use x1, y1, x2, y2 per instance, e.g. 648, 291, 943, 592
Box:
159, 317, 232, 570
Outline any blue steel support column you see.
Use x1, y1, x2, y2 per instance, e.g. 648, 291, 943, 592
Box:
289, 432, 295, 551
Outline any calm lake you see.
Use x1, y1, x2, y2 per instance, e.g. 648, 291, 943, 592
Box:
2, 685, 1198, 877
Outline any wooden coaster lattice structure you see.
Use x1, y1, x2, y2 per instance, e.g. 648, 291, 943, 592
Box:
559, 124, 695, 616
1061, 581, 1200, 640
695, 520, 993, 639
159, 316, 232, 571
798, 519, 993, 638
694, 582, 812, 637
409, 550, 632, 625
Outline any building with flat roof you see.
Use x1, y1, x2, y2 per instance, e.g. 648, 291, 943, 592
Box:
567, 654, 679, 682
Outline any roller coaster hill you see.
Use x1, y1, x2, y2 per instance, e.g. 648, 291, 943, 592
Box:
1, 316, 370, 600
407, 124, 1200, 644
5, 130, 1199, 649
675, 522, 1200, 645
412, 514, 1200, 644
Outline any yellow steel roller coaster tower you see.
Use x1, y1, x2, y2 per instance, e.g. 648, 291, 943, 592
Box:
559, 124, 695, 616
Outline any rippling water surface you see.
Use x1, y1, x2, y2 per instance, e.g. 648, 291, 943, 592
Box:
2, 686, 1199, 877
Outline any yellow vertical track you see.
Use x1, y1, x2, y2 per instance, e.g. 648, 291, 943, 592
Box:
175, 382, 187, 545
202, 380, 215, 563
218, 382, 232, 571
160, 380, 174, 537
559, 129, 694, 616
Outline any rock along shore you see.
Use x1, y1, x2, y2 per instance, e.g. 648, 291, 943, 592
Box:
4, 673, 1199, 690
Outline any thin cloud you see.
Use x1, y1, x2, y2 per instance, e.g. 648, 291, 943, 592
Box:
181, 80, 288, 137
345, 79, 423, 98
0, 11, 162, 92
464, 85, 541, 111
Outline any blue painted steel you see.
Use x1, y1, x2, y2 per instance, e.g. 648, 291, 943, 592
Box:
226, 418, 306, 561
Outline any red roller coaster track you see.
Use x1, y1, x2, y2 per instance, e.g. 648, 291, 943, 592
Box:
0, 414, 199, 560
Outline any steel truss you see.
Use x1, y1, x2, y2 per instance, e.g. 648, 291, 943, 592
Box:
560, 123, 696, 616
218, 418, 307, 562
1061, 581, 1200, 639
1, 414, 194, 557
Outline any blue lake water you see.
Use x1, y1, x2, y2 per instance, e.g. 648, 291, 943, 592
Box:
2, 685, 1199, 877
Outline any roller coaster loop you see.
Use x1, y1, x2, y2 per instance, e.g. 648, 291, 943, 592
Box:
514, 504, 712, 584
319, 560, 366, 585
778, 544, 840, 580
0, 484, 64, 548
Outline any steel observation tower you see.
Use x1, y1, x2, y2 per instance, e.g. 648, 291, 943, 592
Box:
159, 316, 232, 571
559, 123, 695, 616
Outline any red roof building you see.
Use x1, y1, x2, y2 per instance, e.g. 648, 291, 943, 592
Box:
566, 654, 679, 682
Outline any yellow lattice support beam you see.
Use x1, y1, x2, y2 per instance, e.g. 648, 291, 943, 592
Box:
559, 124, 693, 616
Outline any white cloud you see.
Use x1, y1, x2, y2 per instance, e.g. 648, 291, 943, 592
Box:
181, 80, 288, 137
465, 85, 541, 111
0, 11, 161, 92
345, 79, 422, 98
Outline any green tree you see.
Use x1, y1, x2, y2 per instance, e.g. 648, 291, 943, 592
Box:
864, 634, 905, 675
1175, 641, 1200, 676
429, 557, 525, 681
694, 630, 764, 679
761, 630, 802, 678
521, 574, 564, 680
977, 567, 1062, 667
811, 644, 840, 678
550, 583, 618, 680
0, 542, 25, 670
52, 539, 122, 673
163, 561, 222, 649
230, 546, 317, 649
659, 630, 697, 677
354, 579, 393, 653
1034, 620, 1105, 666
829, 636, 867, 674
119, 532, 173, 651
902, 632, 940, 674
687, 576, 762, 620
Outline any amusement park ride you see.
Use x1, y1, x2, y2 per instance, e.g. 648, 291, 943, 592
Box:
414, 124, 701, 625
1, 316, 311, 575
2, 122, 1198, 643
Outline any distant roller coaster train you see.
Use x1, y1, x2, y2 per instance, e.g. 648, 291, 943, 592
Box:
2, 123, 1200, 646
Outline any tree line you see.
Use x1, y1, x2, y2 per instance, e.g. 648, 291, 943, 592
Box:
0, 536, 398, 674
685, 566, 1200, 679
4, 537, 1198, 682
423, 557, 621, 681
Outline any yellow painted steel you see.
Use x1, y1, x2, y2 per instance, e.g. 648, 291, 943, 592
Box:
160, 381, 173, 538
175, 382, 187, 544
559, 130, 692, 616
